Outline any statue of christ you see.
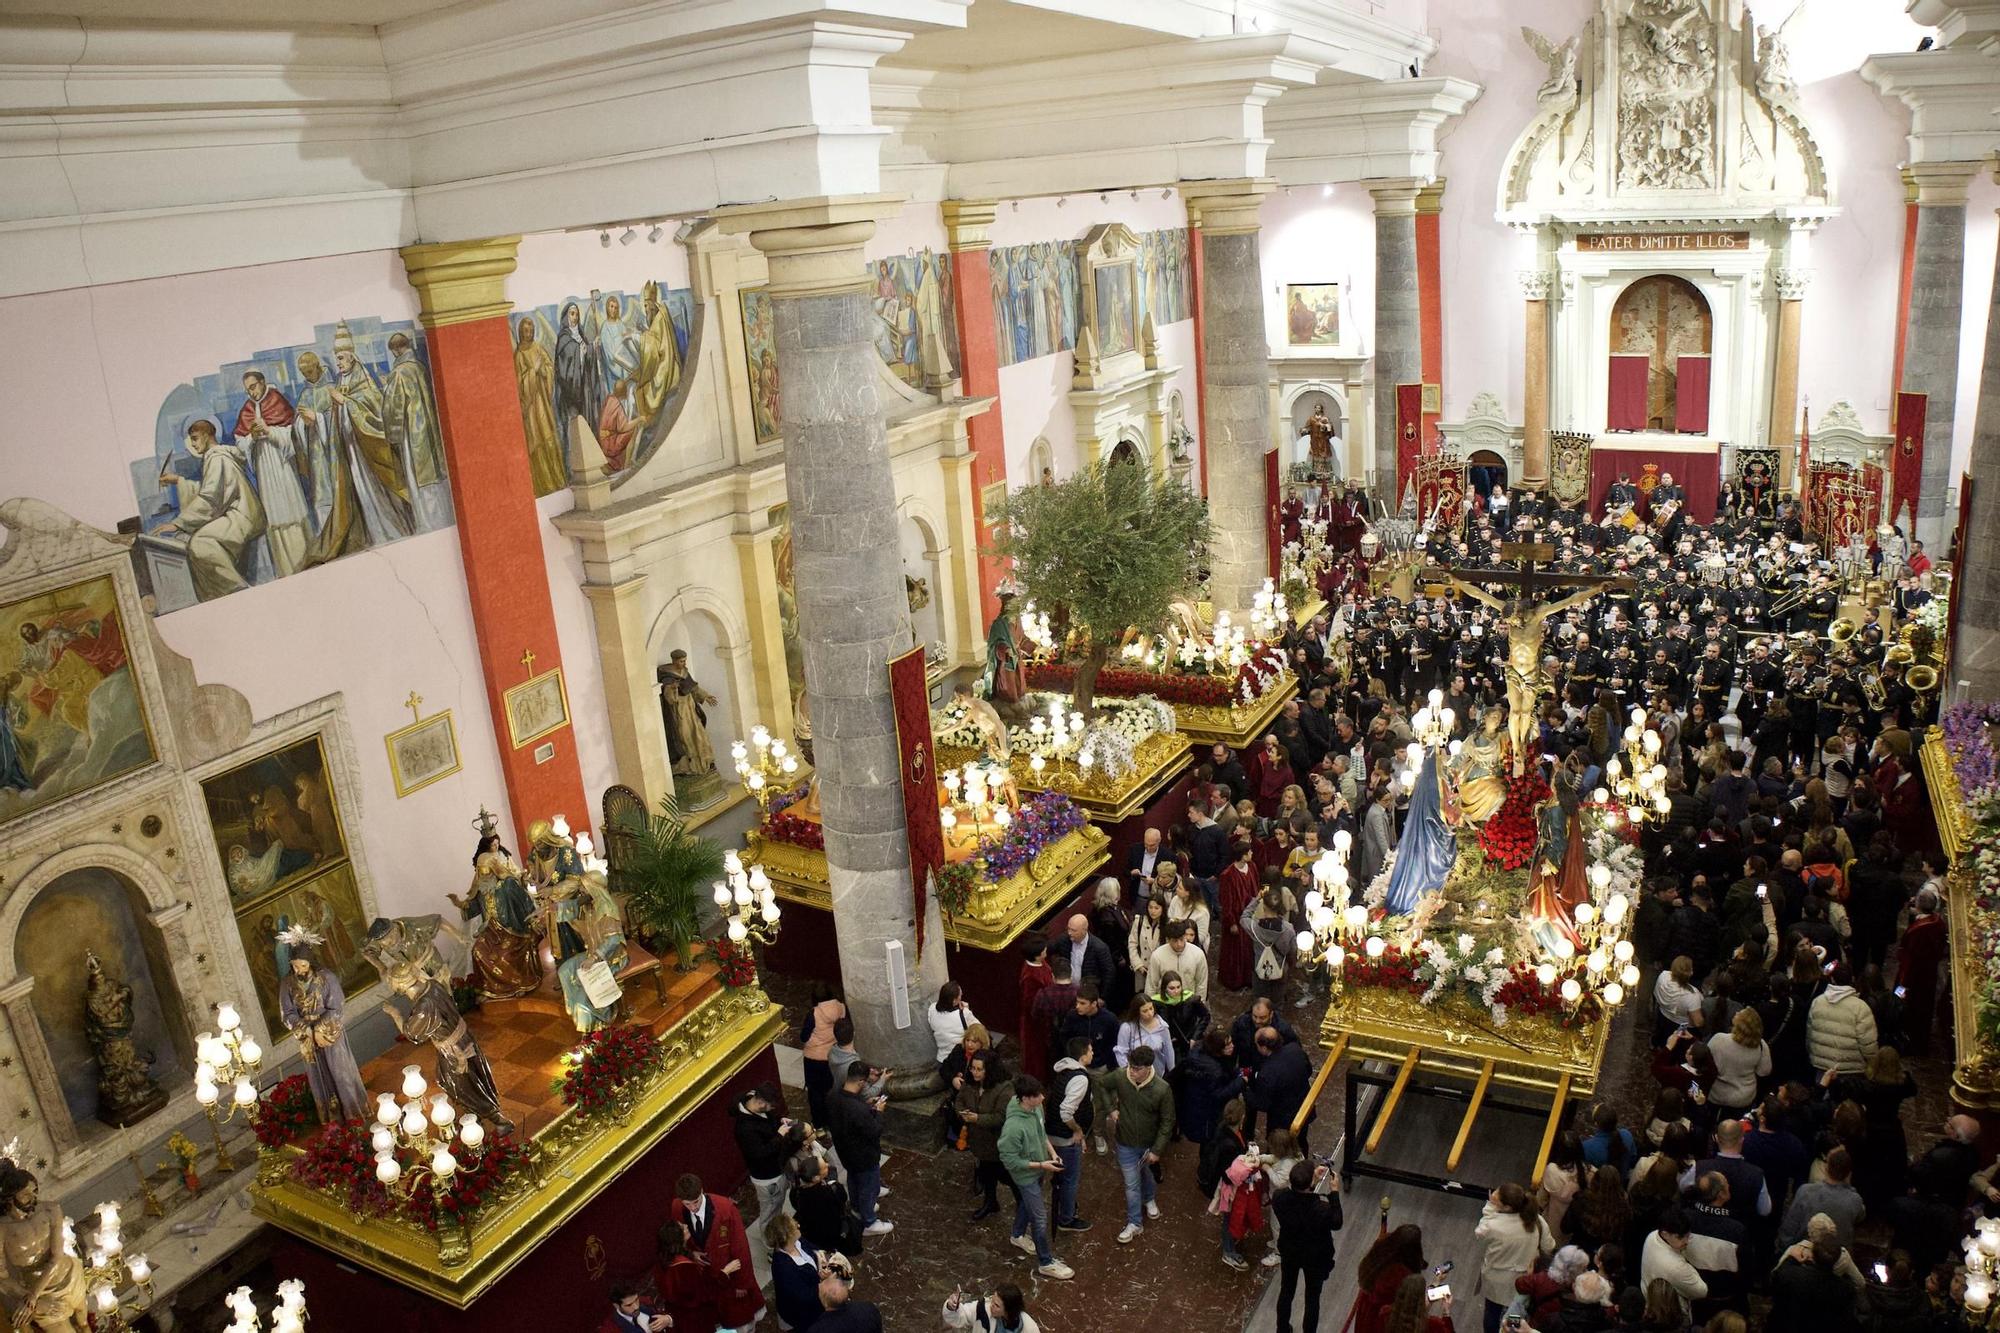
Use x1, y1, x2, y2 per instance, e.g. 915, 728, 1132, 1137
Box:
1445, 578, 1612, 774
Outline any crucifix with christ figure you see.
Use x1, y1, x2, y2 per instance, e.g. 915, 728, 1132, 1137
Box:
1420, 541, 1633, 774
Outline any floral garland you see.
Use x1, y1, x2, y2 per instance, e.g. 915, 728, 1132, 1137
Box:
712, 935, 758, 988
977, 792, 1087, 879
762, 809, 824, 851
1340, 943, 1576, 1028
1479, 770, 1550, 869
1024, 647, 1287, 708
935, 859, 980, 916
290, 1118, 523, 1231
254, 1074, 318, 1149
555, 1023, 663, 1117
1938, 705, 2000, 1040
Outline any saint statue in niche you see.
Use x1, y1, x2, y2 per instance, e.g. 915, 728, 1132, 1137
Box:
1300, 403, 1338, 475
657, 649, 719, 779
0, 1160, 88, 1332
82, 950, 166, 1128
275, 930, 368, 1124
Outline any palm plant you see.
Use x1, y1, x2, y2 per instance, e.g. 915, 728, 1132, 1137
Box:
615, 796, 725, 971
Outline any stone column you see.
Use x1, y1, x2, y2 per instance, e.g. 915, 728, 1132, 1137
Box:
1370, 180, 1423, 502
1181, 177, 1276, 613
1955, 173, 2000, 698
1769, 269, 1808, 490
1519, 269, 1554, 492
716, 197, 947, 1071
1901, 162, 1981, 550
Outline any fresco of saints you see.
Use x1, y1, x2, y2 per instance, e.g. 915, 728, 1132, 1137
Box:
598, 378, 639, 471
156, 420, 267, 600
597, 294, 643, 403
382, 332, 451, 530
305, 323, 412, 563
554, 301, 601, 456
633, 281, 683, 429
290, 350, 339, 529
232, 370, 314, 578
514, 318, 567, 494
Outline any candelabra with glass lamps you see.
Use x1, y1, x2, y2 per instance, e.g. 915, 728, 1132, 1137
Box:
368, 1065, 488, 1196
1024, 700, 1095, 780
193, 1001, 263, 1170
941, 762, 1015, 842
730, 726, 800, 811
1294, 833, 1369, 974
712, 851, 783, 947
225, 1279, 309, 1333
79, 1200, 155, 1332
1601, 707, 1670, 827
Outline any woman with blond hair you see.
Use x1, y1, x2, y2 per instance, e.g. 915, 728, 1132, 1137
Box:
1708, 1007, 1772, 1113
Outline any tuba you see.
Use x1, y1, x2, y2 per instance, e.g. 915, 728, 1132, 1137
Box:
1829, 617, 1856, 646
1907, 664, 1940, 697
1861, 666, 1888, 710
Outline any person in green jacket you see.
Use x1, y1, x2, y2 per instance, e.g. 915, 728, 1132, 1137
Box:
997, 1076, 1073, 1280
1092, 1045, 1177, 1243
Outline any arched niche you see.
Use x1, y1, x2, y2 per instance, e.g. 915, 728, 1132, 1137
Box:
1466, 450, 1509, 500
1609, 274, 1713, 433
1285, 386, 1347, 476
15, 866, 191, 1128
648, 592, 753, 812
899, 511, 945, 657
1108, 436, 1145, 469
1028, 436, 1055, 486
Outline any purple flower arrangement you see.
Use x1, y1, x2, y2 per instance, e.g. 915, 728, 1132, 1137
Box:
977, 793, 1087, 881
1942, 701, 2000, 798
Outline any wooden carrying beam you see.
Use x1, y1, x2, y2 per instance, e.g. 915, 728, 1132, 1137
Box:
1291, 1033, 1349, 1136
1446, 1059, 1495, 1174
1530, 1072, 1572, 1187
1365, 1047, 1422, 1156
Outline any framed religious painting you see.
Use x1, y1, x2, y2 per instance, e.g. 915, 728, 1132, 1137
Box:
0, 573, 158, 825
1078, 224, 1143, 362
738, 287, 781, 444
1285, 284, 1341, 347
234, 860, 374, 1030
202, 733, 349, 905
504, 667, 571, 749
384, 707, 461, 797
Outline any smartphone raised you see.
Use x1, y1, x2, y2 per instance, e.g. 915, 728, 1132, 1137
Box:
1427, 1285, 1452, 1302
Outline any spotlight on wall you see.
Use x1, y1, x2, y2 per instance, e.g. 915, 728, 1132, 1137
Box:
1099, 192, 1108, 202
599, 232, 611, 248
1130, 190, 1139, 200
1056, 197, 1067, 208
647, 225, 664, 243
619, 227, 638, 246
1160, 188, 1172, 200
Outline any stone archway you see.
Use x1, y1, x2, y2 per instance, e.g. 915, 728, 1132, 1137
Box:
1610, 274, 1713, 432
646, 591, 756, 812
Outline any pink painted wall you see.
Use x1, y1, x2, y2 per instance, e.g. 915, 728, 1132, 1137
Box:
0, 250, 516, 920
986, 191, 1201, 484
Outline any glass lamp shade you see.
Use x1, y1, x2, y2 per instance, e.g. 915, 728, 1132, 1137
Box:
401, 1106, 427, 1138
93, 1284, 115, 1313
430, 1147, 458, 1178
238, 1038, 262, 1066
713, 884, 732, 906
195, 1081, 219, 1107
372, 1127, 396, 1155
458, 1115, 484, 1150
216, 1003, 241, 1033
233, 1079, 257, 1107
127, 1255, 150, 1284
1559, 979, 1582, 1003
375, 1153, 401, 1185
1603, 983, 1625, 1006
400, 1065, 427, 1099
727, 919, 749, 943
430, 1094, 456, 1127
1364, 936, 1386, 959
1295, 931, 1315, 955
1332, 829, 1353, 853
1535, 963, 1558, 986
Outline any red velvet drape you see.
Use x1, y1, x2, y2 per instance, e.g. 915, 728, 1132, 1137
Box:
1608, 355, 1650, 432
1589, 448, 1720, 523
1674, 356, 1711, 434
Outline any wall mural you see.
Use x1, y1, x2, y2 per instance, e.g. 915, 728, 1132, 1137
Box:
0, 574, 156, 825
990, 227, 1191, 370
511, 282, 698, 494
870, 251, 959, 386
133, 317, 453, 615
740, 288, 781, 444
200, 732, 368, 1029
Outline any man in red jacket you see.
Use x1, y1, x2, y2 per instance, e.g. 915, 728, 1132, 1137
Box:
669, 1173, 764, 1332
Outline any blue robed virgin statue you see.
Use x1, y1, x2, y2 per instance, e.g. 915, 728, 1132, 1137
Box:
1384, 748, 1459, 915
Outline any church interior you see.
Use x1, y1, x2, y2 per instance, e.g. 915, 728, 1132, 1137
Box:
0, 0, 1998, 1329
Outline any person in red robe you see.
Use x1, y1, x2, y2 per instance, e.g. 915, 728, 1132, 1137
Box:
1897, 887, 1948, 1056
1016, 938, 1054, 1077
1216, 841, 1260, 990
598, 379, 640, 470
667, 1174, 763, 1331
653, 1220, 723, 1333
1252, 734, 1295, 818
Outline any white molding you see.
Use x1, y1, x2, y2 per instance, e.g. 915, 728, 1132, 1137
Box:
1859, 48, 2000, 165
1264, 77, 1483, 186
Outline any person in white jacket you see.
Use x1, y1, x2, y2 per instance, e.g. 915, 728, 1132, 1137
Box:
1639, 1209, 1709, 1315
1806, 964, 1878, 1078
929, 981, 982, 1065
1475, 1182, 1554, 1333
943, 1282, 1039, 1333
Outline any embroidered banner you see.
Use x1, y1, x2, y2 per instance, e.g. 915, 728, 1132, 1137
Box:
1396, 382, 1423, 500
1891, 391, 1926, 532
888, 646, 943, 956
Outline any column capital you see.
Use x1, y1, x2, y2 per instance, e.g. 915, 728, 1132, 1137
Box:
714, 193, 904, 298
1773, 268, 1812, 301
1517, 269, 1556, 301
1367, 177, 1425, 216
1180, 177, 1276, 235
1414, 178, 1447, 216
399, 235, 522, 328
939, 200, 998, 252
1907, 160, 1982, 206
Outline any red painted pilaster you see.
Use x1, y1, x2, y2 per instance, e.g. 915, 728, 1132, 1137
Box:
401, 237, 590, 846
1415, 180, 1446, 454
942, 202, 1010, 628
1188, 216, 1210, 496
1891, 170, 1919, 420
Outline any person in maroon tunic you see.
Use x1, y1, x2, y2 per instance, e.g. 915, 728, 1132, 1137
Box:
1017, 938, 1055, 1078
1896, 886, 1947, 1056
653, 1220, 724, 1333
1216, 840, 1260, 991
667, 1174, 764, 1332
1253, 735, 1297, 819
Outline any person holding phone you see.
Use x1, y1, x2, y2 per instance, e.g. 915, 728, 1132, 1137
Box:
942, 1281, 1038, 1333
1270, 1160, 1344, 1333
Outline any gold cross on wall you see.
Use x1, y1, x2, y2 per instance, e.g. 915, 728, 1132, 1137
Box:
520, 648, 537, 675
405, 691, 423, 722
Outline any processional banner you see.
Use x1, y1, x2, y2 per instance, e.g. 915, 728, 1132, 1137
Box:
1396, 383, 1424, 500
1413, 454, 1466, 541
1891, 392, 1926, 531
888, 646, 944, 957
1548, 431, 1593, 509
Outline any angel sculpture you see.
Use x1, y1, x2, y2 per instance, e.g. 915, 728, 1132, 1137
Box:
1755, 3, 1804, 102
1521, 26, 1581, 109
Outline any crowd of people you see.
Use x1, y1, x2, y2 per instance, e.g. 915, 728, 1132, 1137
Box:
611, 478, 1963, 1333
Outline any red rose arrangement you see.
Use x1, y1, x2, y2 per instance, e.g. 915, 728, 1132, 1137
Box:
934, 860, 980, 918
763, 809, 824, 851
555, 1023, 663, 1117
712, 935, 758, 988
289, 1117, 523, 1232
1026, 662, 1237, 707
1339, 944, 1422, 994
254, 1073, 318, 1149
1479, 770, 1551, 869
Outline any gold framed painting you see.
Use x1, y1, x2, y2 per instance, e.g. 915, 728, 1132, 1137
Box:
384, 709, 461, 797
0, 573, 158, 825
202, 733, 348, 906
235, 860, 374, 1030
504, 667, 571, 749
1078, 224, 1143, 362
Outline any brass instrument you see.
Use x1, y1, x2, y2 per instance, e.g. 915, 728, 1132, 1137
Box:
1907, 663, 1939, 696
1829, 617, 1856, 645
1884, 643, 1915, 667
1861, 666, 1888, 710
1767, 583, 1809, 619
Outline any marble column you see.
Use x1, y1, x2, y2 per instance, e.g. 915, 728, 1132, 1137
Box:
1181, 178, 1276, 613
1901, 162, 1980, 550
716, 197, 947, 1071
1769, 269, 1808, 490
1371, 180, 1423, 501
1519, 269, 1554, 492
1956, 175, 2000, 699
